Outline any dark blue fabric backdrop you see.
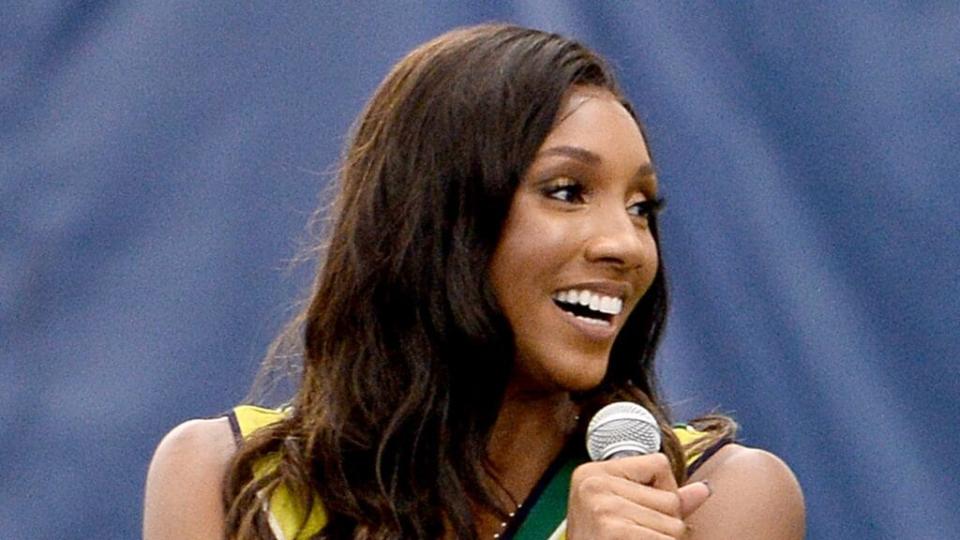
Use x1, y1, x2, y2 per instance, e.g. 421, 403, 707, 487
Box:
2, 2, 958, 539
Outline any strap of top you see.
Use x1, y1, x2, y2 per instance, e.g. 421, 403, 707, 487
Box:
229, 404, 289, 440
228, 406, 729, 540
228, 405, 327, 540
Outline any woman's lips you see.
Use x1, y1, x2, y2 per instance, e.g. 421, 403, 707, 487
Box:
552, 300, 618, 341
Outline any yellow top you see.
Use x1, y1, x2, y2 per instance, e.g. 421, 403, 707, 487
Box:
674, 422, 717, 466
229, 405, 720, 540
230, 406, 327, 540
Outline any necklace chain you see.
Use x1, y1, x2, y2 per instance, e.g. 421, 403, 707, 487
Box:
492, 502, 522, 539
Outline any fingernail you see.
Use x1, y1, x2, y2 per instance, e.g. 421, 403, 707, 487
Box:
702, 480, 713, 496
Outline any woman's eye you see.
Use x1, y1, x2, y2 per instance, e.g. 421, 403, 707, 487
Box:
544, 181, 585, 203
628, 197, 664, 218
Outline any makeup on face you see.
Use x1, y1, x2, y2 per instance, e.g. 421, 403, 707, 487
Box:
489, 86, 661, 394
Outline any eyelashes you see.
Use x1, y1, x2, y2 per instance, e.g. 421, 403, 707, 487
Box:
543, 180, 585, 203
629, 197, 665, 218
541, 178, 664, 219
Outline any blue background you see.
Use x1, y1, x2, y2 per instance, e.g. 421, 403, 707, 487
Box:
2, 2, 958, 538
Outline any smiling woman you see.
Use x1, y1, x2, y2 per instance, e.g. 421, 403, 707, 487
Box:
143, 24, 804, 540
491, 87, 661, 395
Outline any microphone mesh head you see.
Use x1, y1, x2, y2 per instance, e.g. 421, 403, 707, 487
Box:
586, 402, 662, 461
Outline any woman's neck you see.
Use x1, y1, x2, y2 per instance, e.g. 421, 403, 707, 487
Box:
465, 389, 578, 539
487, 389, 579, 503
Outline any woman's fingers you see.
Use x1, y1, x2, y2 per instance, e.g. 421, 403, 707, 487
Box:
678, 481, 712, 517
578, 474, 684, 517
579, 452, 679, 492
596, 520, 681, 540
567, 453, 711, 538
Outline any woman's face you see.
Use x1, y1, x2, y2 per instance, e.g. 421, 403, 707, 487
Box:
490, 86, 660, 394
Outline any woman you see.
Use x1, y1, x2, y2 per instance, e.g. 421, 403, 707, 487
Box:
144, 24, 804, 539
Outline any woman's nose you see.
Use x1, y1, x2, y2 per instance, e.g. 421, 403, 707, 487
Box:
583, 208, 650, 270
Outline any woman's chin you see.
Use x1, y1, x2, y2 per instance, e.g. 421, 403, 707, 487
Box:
552, 366, 608, 393
506, 369, 605, 397
562, 377, 606, 393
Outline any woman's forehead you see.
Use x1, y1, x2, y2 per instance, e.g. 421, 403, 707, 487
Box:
541, 87, 650, 164
555, 86, 626, 124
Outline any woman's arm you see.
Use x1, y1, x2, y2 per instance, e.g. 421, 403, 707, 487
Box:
143, 417, 235, 540
565, 444, 804, 539
686, 444, 805, 539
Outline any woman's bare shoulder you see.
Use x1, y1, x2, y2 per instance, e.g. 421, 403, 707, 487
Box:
143, 417, 237, 540
686, 443, 806, 539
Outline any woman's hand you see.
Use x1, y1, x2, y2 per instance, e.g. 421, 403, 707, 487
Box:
565, 452, 711, 539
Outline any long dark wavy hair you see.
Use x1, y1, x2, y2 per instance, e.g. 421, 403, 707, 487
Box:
223, 23, 734, 539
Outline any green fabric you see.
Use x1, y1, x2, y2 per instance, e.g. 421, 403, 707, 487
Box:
512, 457, 579, 539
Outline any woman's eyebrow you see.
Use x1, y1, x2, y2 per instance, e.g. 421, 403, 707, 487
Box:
633, 163, 658, 193
634, 162, 656, 179
536, 145, 658, 187
537, 146, 657, 177
537, 145, 601, 164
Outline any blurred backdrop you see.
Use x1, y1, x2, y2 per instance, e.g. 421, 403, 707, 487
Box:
2, 2, 958, 538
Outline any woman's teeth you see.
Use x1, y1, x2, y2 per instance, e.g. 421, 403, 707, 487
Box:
552, 289, 624, 320
575, 315, 611, 327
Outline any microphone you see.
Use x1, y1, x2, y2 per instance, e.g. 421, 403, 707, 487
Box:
586, 401, 662, 461
547, 402, 663, 540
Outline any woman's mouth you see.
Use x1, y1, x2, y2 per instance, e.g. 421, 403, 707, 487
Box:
551, 288, 624, 327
